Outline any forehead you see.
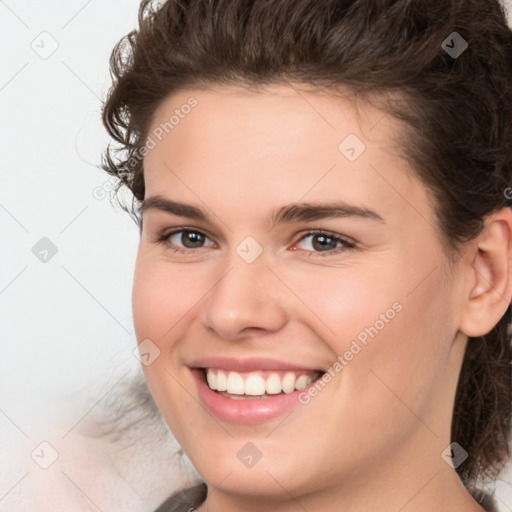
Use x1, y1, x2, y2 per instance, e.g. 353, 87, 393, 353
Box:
147, 83, 387, 157
142, 84, 434, 232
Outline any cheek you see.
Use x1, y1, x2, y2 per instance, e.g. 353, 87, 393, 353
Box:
277, 260, 407, 348
131, 251, 202, 437
132, 250, 203, 343
284, 264, 457, 475
336, 263, 455, 419
284, 255, 456, 409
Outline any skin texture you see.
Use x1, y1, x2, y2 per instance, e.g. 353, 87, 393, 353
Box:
132, 84, 512, 512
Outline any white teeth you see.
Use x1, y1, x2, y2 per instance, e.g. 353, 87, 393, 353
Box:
281, 372, 296, 394
206, 371, 217, 390
216, 371, 227, 391
205, 369, 318, 396
295, 374, 313, 390
226, 372, 245, 394
244, 374, 267, 395
265, 373, 282, 394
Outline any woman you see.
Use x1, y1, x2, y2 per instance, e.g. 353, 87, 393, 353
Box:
100, 0, 512, 510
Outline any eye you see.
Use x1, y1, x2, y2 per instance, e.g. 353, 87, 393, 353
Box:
293, 230, 355, 256
154, 228, 355, 256
157, 228, 216, 253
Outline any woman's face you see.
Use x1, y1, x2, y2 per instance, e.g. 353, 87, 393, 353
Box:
133, 85, 469, 500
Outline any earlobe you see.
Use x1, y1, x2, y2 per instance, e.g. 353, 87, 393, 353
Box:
459, 208, 512, 338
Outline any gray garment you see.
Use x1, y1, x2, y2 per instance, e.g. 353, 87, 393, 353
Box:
155, 483, 499, 511
469, 487, 499, 512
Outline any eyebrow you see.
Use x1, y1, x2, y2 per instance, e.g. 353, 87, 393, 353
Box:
139, 195, 385, 225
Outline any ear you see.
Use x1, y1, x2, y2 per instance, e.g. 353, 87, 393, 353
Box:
459, 207, 512, 337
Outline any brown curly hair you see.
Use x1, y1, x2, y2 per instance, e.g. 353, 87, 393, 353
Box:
101, 0, 512, 500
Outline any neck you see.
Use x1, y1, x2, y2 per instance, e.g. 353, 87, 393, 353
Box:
197, 431, 486, 512
198, 471, 485, 512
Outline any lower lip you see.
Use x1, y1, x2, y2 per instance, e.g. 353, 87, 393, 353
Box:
192, 369, 314, 424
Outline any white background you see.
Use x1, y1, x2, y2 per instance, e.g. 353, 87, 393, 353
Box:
1, 1, 511, 510
1, 1, 143, 423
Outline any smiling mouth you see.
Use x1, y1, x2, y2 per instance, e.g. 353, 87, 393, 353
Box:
200, 368, 324, 399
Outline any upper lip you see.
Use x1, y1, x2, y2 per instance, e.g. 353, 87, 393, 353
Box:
190, 356, 323, 373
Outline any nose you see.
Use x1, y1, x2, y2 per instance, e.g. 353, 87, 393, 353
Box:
199, 254, 289, 341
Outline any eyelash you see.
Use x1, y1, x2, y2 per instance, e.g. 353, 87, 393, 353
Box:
155, 228, 356, 257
